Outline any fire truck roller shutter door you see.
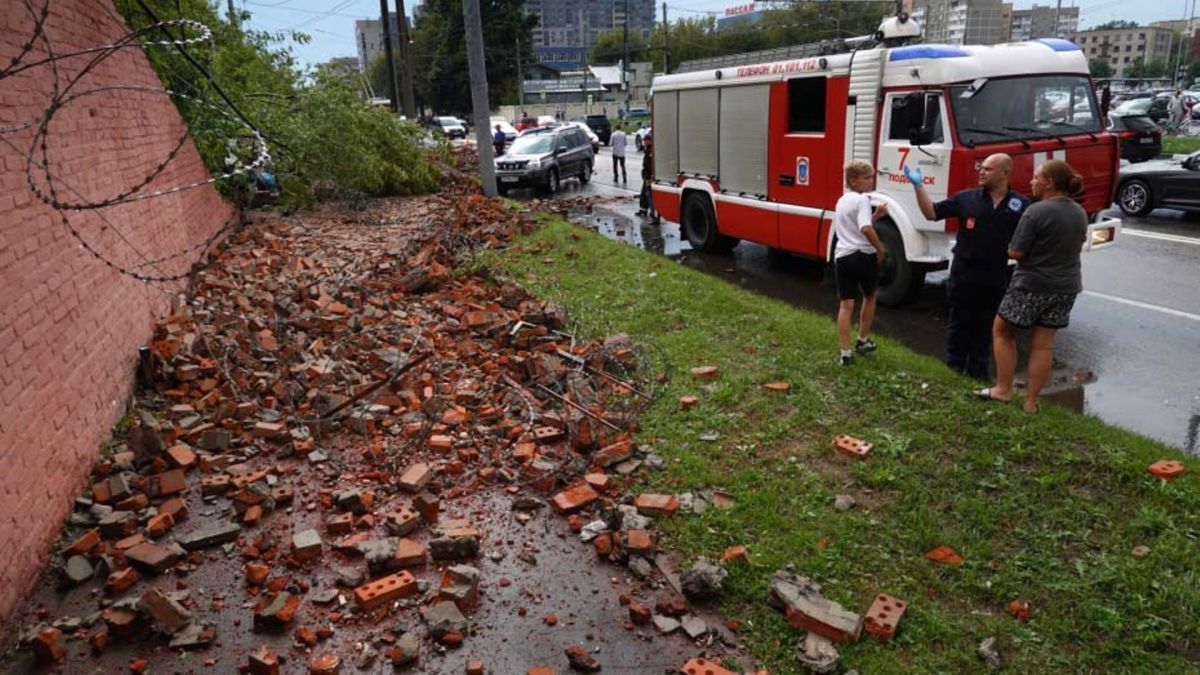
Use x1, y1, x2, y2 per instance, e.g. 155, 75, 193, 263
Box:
653, 91, 679, 180
715, 84, 775, 246
679, 88, 719, 177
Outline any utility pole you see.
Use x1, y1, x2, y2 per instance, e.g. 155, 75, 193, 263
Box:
227, 0, 237, 25
662, 2, 669, 74
1053, 0, 1061, 39
393, 0, 417, 118
378, 0, 401, 114
463, 0, 497, 196
516, 36, 525, 107
622, 0, 630, 106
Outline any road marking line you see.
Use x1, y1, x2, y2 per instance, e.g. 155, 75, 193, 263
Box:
1120, 228, 1200, 246
1081, 290, 1200, 322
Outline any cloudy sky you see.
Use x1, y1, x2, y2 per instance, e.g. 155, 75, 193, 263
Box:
238, 0, 1193, 67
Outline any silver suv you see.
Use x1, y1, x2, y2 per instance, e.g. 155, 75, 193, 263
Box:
495, 126, 594, 196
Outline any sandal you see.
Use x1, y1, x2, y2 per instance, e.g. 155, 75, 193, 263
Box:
974, 388, 1012, 403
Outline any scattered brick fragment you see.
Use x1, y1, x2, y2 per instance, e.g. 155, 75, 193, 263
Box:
679, 396, 699, 410
354, 571, 418, 610
1007, 599, 1031, 622
925, 545, 965, 566
690, 366, 719, 380
863, 593, 907, 641
680, 657, 734, 675
1148, 460, 1185, 480
832, 434, 872, 459
635, 493, 680, 516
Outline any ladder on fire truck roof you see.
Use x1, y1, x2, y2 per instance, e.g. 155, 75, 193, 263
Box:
675, 35, 877, 74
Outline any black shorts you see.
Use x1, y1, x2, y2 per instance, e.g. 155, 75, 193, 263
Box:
997, 287, 1077, 329
834, 251, 879, 300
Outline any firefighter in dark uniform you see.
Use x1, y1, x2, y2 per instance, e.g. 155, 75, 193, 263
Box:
904, 154, 1027, 381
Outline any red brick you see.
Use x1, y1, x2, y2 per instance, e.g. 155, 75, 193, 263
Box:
679, 396, 699, 410
104, 567, 140, 595
863, 593, 907, 641
64, 528, 100, 555
583, 472, 610, 492
31, 627, 65, 663
326, 512, 355, 535
243, 505, 263, 525
551, 484, 599, 514
392, 538, 427, 568
526, 669, 556, 675
353, 571, 418, 610
398, 462, 431, 492
466, 660, 484, 675
832, 434, 872, 459
626, 530, 655, 554
721, 546, 748, 564
628, 601, 651, 625
146, 513, 174, 538
592, 440, 633, 467
248, 647, 280, 675
925, 545, 964, 566
635, 493, 680, 517
1148, 460, 1185, 480
253, 421, 286, 439
165, 444, 196, 470
245, 563, 270, 586
1008, 598, 1031, 622
154, 469, 186, 496
762, 381, 791, 393
159, 497, 189, 521
680, 657, 734, 675
690, 366, 719, 380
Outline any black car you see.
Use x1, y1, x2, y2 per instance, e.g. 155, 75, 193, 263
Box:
1109, 113, 1161, 162
583, 114, 612, 144
1116, 151, 1200, 216
494, 125, 594, 196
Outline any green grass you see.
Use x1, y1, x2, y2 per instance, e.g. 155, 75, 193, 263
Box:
492, 217, 1200, 673
1161, 135, 1200, 156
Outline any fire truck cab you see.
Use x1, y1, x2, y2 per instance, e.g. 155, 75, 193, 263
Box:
650, 20, 1120, 304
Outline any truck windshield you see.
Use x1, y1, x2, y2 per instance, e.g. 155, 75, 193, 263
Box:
950, 75, 1101, 146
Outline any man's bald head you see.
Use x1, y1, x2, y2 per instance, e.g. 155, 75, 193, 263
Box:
979, 153, 1012, 192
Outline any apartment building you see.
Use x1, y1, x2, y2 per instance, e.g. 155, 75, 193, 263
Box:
1008, 4, 1079, 42
912, 0, 1006, 46
523, 0, 657, 71
1071, 26, 1173, 77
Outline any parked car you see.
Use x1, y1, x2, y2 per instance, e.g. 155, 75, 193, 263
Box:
490, 116, 518, 142
1108, 113, 1162, 163
456, 117, 471, 133
634, 124, 651, 151
1115, 150, 1200, 216
583, 114, 612, 144
514, 116, 539, 132
430, 116, 466, 139
625, 107, 650, 122
564, 121, 600, 153
494, 125, 594, 196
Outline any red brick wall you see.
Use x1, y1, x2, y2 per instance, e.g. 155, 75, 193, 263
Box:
0, 1, 233, 621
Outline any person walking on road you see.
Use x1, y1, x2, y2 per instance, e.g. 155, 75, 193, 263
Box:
833, 160, 888, 366
977, 159, 1087, 413
610, 127, 628, 183
905, 154, 1027, 380
637, 130, 656, 220
1169, 90, 1185, 132
492, 124, 506, 158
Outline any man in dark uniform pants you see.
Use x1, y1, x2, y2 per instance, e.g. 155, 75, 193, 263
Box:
904, 154, 1027, 381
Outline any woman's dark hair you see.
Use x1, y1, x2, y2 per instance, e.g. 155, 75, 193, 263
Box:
1040, 159, 1084, 197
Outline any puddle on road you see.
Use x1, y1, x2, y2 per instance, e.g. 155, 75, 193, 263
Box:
569, 205, 1199, 453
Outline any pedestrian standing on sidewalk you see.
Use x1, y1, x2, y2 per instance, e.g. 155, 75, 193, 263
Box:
610, 127, 628, 183
492, 124, 507, 158
905, 153, 1027, 380
833, 160, 887, 366
977, 159, 1087, 413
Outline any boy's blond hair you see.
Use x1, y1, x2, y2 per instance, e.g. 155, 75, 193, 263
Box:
844, 160, 873, 185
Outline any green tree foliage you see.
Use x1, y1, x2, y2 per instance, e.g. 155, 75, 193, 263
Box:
1089, 58, 1114, 80
114, 0, 438, 207
408, 0, 537, 113
1092, 20, 1139, 30
1126, 58, 1170, 80
589, 2, 891, 73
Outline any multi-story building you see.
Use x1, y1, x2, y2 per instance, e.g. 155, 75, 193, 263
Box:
524, 0, 657, 71
354, 5, 424, 72
1071, 26, 1173, 78
912, 0, 1006, 46
1008, 4, 1079, 42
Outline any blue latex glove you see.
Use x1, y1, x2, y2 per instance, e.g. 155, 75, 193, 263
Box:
903, 165, 923, 187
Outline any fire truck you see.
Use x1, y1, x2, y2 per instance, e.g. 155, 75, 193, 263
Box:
650, 12, 1120, 304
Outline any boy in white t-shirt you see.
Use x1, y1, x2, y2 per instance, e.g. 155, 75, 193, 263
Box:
833, 160, 888, 366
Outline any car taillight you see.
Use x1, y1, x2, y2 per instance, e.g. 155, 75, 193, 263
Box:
1118, 130, 1137, 139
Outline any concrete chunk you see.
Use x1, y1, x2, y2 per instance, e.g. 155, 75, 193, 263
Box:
178, 522, 242, 550
769, 571, 862, 645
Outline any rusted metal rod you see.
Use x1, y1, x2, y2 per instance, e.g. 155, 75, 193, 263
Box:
534, 383, 622, 431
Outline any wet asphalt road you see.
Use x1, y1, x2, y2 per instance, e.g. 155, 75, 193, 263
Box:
504, 147, 1200, 454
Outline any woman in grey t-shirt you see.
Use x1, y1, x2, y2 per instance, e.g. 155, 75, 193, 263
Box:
976, 159, 1087, 413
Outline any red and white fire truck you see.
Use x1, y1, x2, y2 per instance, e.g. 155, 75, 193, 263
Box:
650, 13, 1120, 304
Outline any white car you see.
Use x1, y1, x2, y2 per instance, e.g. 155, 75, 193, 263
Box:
489, 117, 518, 142
537, 115, 559, 128
431, 116, 466, 139
564, 122, 600, 152
634, 125, 651, 151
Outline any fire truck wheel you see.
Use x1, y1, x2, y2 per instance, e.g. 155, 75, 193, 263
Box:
1117, 179, 1153, 217
682, 192, 718, 250
875, 221, 924, 306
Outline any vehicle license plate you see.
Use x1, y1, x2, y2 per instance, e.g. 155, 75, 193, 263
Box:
1139, 137, 1154, 144
500, 176, 519, 183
